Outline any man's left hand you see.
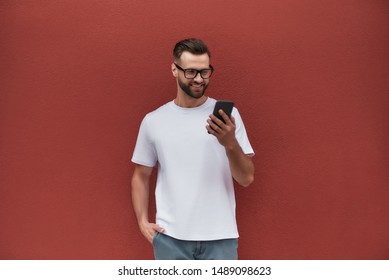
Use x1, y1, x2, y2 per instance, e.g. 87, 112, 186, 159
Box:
206, 109, 238, 148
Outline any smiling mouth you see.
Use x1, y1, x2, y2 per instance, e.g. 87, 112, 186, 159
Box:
191, 83, 204, 88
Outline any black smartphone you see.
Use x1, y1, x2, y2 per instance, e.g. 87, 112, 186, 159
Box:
212, 100, 234, 123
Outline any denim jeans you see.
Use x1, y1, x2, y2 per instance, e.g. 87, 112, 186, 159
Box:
152, 232, 238, 260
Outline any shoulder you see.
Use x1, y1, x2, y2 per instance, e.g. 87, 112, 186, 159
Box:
232, 105, 242, 119
143, 100, 174, 122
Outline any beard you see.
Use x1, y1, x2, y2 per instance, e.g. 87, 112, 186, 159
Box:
178, 77, 209, 99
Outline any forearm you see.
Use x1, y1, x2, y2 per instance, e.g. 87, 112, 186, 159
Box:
225, 140, 254, 187
131, 165, 164, 243
131, 173, 150, 226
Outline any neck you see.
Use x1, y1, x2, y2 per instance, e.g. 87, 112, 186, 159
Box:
174, 93, 208, 108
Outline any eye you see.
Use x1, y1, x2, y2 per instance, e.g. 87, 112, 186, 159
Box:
201, 69, 212, 76
185, 69, 197, 76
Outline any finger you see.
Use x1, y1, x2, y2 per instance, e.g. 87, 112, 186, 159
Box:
206, 125, 214, 134
209, 114, 224, 128
207, 118, 221, 133
143, 229, 154, 243
153, 224, 165, 233
219, 109, 232, 125
146, 229, 157, 243
148, 232, 154, 243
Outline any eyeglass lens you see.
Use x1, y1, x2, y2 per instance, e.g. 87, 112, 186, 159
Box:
184, 69, 212, 79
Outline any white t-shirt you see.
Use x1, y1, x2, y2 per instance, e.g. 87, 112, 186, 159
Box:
132, 97, 254, 241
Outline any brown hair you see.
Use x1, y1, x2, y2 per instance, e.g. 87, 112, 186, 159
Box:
173, 38, 211, 62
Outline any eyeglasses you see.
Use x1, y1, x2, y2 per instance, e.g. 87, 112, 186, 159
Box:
174, 63, 214, 79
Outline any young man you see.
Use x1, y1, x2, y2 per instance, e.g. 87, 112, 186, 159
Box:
131, 38, 254, 260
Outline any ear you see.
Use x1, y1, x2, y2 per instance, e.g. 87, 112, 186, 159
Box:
171, 63, 178, 78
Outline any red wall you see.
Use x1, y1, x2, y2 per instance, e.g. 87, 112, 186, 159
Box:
1, 0, 388, 259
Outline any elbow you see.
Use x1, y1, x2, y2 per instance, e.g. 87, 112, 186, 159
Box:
239, 174, 254, 187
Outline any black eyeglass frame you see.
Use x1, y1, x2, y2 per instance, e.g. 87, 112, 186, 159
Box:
174, 63, 214, 79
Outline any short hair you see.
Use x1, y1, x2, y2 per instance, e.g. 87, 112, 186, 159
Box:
173, 38, 211, 62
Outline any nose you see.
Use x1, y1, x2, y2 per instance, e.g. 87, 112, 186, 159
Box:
193, 72, 203, 83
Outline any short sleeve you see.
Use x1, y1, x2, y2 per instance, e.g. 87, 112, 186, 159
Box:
131, 116, 158, 167
233, 108, 255, 156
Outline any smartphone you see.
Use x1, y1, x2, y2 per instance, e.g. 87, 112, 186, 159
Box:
212, 100, 234, 123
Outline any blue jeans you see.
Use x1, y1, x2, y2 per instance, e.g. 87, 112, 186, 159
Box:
152, 232, 238, 260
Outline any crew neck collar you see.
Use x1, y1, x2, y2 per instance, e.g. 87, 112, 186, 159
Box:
170, 97, 212, 112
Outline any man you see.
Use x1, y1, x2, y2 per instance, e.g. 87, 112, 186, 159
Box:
131, 38, 254, 260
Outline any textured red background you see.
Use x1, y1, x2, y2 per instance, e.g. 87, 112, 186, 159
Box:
1, 0, 388, 259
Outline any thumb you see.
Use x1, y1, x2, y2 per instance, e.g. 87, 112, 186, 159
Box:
153, 224, 165, 233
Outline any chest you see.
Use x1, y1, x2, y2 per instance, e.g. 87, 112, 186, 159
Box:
152, 112, 223, 159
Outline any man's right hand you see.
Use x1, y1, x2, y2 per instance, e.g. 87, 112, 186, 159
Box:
139, 221, 165, 243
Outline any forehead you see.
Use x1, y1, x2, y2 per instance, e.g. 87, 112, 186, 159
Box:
179, 51, 210, 68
